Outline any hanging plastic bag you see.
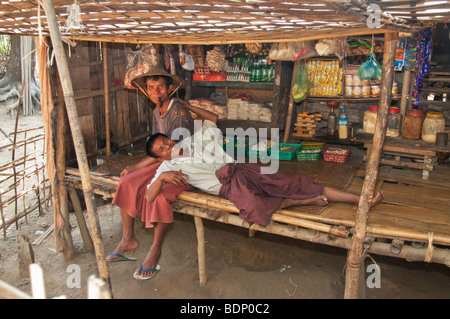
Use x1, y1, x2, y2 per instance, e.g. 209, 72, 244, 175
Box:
124, 44, 158, 89
357, 53, 382, 80
292, 60, 313, 103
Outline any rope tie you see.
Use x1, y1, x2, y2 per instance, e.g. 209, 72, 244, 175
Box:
424, 232, 435, 263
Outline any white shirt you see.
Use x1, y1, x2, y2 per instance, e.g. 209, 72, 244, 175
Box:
149, 120, 235, 195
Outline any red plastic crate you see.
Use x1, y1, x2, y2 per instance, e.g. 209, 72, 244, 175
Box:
322, 147, 351, 163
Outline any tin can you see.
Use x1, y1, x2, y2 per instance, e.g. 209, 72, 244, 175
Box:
392, 82, 398, 95
353, 85, 361, 97
352, 75, 361, 86
345, 86, 353, 97
371, 85, 380, 97
345, 74, 353, 86
362, 85, 371, 97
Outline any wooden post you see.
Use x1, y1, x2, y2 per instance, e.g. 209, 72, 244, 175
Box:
17, 235, 34, 278
399, 70, 413, 115
344, 31, 398, 299
56, 77, 74, 260
283, 59, 299, 143
194, 216, 207, 286
103, 42, 111, 157
68, 186, 94, 252
42, 0, 111, 285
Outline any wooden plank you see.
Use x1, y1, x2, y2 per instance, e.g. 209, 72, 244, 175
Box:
17, 235, 34, 277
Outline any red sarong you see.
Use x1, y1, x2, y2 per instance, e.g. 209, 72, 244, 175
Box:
216, 163, 324, 226
112, 162, 192, 228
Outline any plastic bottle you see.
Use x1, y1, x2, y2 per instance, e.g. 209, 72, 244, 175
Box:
338, 108, 348, 140
422, 111, 445, 143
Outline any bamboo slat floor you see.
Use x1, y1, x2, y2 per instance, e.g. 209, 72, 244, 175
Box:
65, 145, 450, 267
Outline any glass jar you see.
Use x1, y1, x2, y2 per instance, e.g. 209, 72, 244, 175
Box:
363, 105, 378, 134
386, 107, 402, 137
422, 111, 445, 143
403, 110, 424, 140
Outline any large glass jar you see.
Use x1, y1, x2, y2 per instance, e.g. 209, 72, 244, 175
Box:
403, 110, 424, 140
422, 111, 445, 143
386, 107, 402, 137
363, 105, 378, 134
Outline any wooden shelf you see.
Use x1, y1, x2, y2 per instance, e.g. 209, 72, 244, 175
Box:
192, 81, 274, 89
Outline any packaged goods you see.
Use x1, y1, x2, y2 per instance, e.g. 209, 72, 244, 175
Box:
307, 60, 343, 97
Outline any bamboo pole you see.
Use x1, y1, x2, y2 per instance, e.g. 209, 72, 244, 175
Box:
12, 80, 25, 229
283, 59, 299, 143
174, 204, 450, 268
103, 42, 111, 157
344, 31, 399, 299
194, 216, 207, 286
42, 0, 111, 285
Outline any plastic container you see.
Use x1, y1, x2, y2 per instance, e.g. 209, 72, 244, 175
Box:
386, 107, 402, 137
422, 111, 445, 143
402, 110, 424, 140
338, 108, 348, 140
296, 147, 322, 161
363, 105, 378, 134
271, 143, 302, 160
322, 147, 352, 163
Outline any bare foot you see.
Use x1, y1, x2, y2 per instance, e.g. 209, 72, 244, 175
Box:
371, 191, 384, 207
106, 238, 139, 261
280, 195, 329, 209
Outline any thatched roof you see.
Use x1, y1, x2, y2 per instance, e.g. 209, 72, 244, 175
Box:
0, 1, 445, 44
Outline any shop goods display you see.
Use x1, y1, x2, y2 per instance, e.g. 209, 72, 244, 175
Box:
412, 28, 432, 107
307, 60, 342, 97
189, 98, 227, 119
386, 107, 402, 138
293, 112, 323, 138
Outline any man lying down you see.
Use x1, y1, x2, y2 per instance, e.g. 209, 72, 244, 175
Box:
145, 117, 384, 228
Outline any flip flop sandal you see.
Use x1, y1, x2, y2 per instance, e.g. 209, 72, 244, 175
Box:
107, 253, 137, 262
133, 264, 161, 280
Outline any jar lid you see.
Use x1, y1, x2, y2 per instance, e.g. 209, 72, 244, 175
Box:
389, 107, 400, 113
369, 105, 379, 111
407, 110, 423, 115
426, 111, 444, 118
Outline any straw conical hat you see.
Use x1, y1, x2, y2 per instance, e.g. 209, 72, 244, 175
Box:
130, 64, 185, 99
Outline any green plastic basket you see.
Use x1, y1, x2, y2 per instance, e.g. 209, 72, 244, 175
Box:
271, 143, 302, 160
296, 147, 322, 161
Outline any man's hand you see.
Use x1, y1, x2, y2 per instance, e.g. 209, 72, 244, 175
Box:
120, 164, 138, 177
145, 170, 189, 202
160, 170, 189, 187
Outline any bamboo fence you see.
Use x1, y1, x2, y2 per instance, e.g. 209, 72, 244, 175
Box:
0, 126, 51, 238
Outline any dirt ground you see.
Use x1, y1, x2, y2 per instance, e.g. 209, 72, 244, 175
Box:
0, 101, 450, 301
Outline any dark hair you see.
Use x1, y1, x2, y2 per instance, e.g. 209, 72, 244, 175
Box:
146, 133, 169, 158
145, 75, 172, 88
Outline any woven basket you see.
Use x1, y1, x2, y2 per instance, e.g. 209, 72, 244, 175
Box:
296, 147, 322, 161
322, 147, 351, 163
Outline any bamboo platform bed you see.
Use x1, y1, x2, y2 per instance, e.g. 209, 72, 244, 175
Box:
65, 147, 450, 285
